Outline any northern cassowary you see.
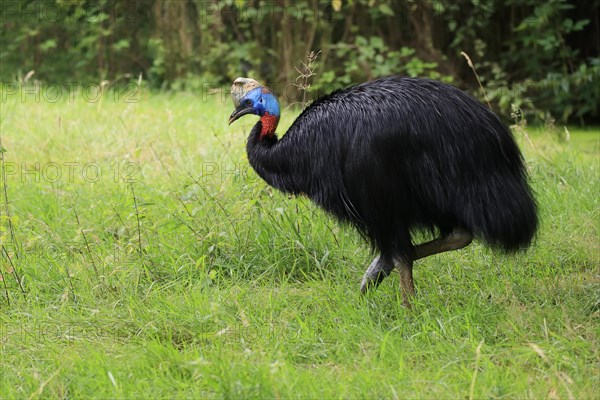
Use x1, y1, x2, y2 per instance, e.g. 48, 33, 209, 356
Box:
228, 76, 537, 306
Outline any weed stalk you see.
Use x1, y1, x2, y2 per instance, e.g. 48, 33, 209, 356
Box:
460, 51, 492, 110
73, 206, 100, 279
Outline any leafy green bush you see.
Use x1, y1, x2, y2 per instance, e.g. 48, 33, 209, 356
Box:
0, 0, 597, 123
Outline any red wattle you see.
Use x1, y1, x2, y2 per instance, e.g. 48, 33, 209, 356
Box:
260, 112, 279, 138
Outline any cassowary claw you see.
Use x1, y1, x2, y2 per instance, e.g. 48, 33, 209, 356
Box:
360, 255, 394, 294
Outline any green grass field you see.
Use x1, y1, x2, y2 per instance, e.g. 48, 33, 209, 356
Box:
1, 89, 598, 398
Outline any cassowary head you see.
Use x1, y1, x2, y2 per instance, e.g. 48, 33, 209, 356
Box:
229, 79, 280, 137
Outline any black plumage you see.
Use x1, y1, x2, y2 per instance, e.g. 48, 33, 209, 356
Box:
232, 76, 538, 305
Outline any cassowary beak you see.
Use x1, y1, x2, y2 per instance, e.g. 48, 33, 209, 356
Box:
228, 104, 254, 125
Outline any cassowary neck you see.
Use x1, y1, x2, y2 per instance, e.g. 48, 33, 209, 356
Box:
246, 120, 300, 194
247, 120, 279, 156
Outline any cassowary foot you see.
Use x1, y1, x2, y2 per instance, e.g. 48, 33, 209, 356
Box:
360, 255, 395, 294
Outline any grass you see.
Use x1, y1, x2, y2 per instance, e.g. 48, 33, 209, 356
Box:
0, 88, 598, 399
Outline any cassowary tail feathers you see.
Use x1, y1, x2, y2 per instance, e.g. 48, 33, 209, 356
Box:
462, 167, 538, 252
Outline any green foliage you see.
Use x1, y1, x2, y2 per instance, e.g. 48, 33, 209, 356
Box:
534, 58, 600, 122
0, 0, 597, 122
318, 38, 452, 90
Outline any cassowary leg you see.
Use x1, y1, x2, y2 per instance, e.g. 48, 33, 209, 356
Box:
360, 255, 395, 294
397, 258, 415, 308
413, 227, 473, 260
397, 228, 471, 308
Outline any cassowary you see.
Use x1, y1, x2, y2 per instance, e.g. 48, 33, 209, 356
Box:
228, 76, 537, 306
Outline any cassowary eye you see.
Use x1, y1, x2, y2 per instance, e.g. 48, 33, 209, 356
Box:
245, 99, 252, 106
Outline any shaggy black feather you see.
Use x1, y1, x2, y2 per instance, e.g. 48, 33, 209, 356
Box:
246, 76, 537, 261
